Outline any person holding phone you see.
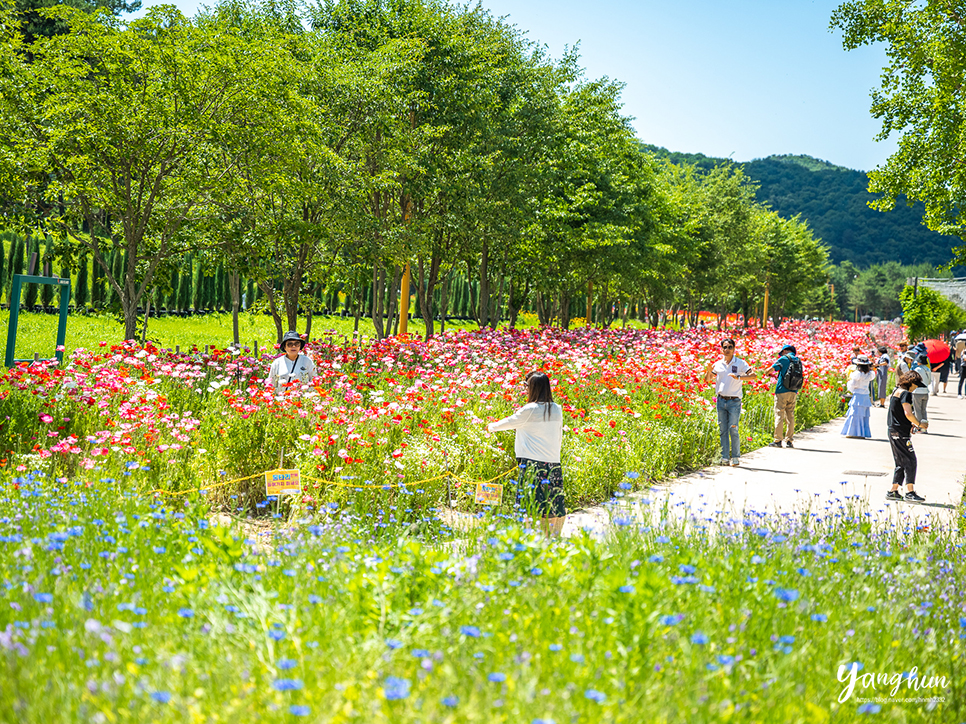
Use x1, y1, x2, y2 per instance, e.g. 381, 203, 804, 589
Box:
703, 338, 756, 467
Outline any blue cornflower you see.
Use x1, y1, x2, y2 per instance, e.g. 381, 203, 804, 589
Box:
289, 705, 310, 716
34, 593, 53, 603
691, 631, 709, 645
648, 554, 664, 563
488, 672, 506, 683
442, 696, 459, 707
497, 552, 514, 561
659, 614, 684, 626
618, 585, 634, 594
268, 630, 286, 641
774, 588, 799, 602
460, 625, 481, 638
618, 482, 633, 490
271, 679, 304, 692
625, 471, 639, 479
530, 567, 543, 576
412, 649, 430, 658
679, 564, 696, 575
858, 703, 881, 714
177, 608, 194, 618
150, 691, 172, 704
386, 639, 403, 649
584, 689, 606, 703
549, 643, 562, 651
383, 676, 410, 701
277, 658, 298, 670
811, 613, 828, 622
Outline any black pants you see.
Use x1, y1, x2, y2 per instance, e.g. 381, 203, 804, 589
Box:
889, 433, 917, 488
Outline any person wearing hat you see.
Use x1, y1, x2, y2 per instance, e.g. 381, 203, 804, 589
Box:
768, 343, 802, 448
896, 344, 912, 378
841, 354, 876, 439
267, 331, 317, 396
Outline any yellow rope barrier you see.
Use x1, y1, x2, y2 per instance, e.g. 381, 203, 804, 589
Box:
143, 466, 520, 498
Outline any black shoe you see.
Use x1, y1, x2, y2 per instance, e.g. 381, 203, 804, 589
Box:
885, 490, 902, 502
768, 441, 782, 448
785, 441, 794, 448
904, 491, 926, 504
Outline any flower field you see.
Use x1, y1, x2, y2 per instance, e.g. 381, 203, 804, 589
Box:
1, 322, 891, 515
1, 471, 963, 722
3, 320, 964, 723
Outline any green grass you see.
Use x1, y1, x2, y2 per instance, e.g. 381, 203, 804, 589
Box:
0, 471, 963, 723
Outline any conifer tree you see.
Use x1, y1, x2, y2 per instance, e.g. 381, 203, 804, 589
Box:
178, 256, 193, 312
192, 262, 203, 311
24, 238, 39, 308
75, 255, 89, 308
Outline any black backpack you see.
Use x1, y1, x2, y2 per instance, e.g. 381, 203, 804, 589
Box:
783, 357, 804, 391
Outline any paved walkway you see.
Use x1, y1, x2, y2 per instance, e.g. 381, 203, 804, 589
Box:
563, 390, 966, 537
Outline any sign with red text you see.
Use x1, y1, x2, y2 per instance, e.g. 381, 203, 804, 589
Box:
265, 469, 301, 496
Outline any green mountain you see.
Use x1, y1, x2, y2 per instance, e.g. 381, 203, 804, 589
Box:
641, 145, 959, 268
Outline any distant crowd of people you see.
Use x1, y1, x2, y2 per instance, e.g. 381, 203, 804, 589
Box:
262, 326, 966, 532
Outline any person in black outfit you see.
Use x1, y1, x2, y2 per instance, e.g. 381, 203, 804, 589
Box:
885, 371, 928, 504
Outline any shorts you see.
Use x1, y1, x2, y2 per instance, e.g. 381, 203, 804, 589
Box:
515, 457, 566, 517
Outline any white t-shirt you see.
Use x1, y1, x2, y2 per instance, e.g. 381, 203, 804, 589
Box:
487, 402, 563, 463
712, 357, 752, 398
268, 353, 317, 395
847, 369, 876, 393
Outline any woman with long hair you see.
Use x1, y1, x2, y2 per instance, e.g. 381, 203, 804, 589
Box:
487, 371, 565, 536
841, 354, 876, 438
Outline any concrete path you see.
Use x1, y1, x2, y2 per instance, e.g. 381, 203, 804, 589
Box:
563, 390, 966, 537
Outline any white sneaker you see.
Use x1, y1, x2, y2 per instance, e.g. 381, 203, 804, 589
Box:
730, 458, 741, 467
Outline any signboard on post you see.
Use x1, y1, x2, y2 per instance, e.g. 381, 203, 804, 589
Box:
265, 469, 301, 496
474, 482, 503, 506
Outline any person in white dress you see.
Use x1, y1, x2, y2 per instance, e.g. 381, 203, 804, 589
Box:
841, 354, 876, 438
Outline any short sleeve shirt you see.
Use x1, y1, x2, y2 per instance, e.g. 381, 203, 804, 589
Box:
887, 389, 914, 436
712, 357, 751, 398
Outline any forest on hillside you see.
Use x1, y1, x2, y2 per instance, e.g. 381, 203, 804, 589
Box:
640, 145, 960, 269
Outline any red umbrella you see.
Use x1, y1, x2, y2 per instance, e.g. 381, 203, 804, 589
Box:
923, 339, 951, 364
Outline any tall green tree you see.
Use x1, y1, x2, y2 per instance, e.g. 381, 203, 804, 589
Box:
831, 1, 966, 265
0, 5, 296, 338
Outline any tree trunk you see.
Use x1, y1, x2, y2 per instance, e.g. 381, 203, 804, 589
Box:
416, 250, 441, 339
438, 269, 452, 335
475, 241, 490, 329
372, 263, 386, 339
229, 271, 241, 345
258, 280, 285, 342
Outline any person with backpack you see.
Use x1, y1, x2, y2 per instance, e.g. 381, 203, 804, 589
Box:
768, 343, 803, 448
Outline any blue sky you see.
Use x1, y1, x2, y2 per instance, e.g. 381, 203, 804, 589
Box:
135, 0, 893, 172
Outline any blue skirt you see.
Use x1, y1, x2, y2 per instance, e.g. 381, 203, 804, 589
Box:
841, 392, 872, 438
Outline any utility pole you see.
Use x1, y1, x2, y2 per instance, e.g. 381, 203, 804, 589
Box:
762, 286, 770, 328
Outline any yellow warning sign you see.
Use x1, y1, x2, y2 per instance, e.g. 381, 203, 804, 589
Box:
265, 469, 301, 497
474, 482, 503, 506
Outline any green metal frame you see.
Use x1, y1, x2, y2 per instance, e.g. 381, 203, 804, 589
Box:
4, 274, 71, 367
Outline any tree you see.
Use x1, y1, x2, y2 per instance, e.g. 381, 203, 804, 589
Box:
0, 5, 296, 338
900, 285, 966, 341
831, 1, 966, 265
74, 254, 88, 308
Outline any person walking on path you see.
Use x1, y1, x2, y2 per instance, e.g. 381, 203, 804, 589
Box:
841, 354, 876, 439
768, 343, 802, 448
911, 353, 932, 432
932, 346, 953, 395
267, 331, 317, 396
874, 346, 891, 407
487, 371, 566, 536
958, 345, 966, 399
703, 338, 756, 466
896, 343, 912, 377
885, 371, 928, 503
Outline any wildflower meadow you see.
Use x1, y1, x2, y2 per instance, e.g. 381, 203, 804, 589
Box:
3, 318, 963, 723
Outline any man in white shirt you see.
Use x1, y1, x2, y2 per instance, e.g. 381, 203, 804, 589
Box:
703, 338, 756, 466
267, 331, 317, 396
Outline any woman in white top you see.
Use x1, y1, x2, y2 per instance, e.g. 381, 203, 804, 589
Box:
841, 354, 876, 438
267, 331, 317, 396
487, 371, 565, 536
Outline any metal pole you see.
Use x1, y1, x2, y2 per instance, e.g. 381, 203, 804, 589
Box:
55, 280, 70, 364
4, 275, 23, 367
